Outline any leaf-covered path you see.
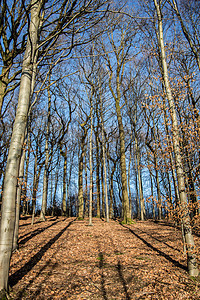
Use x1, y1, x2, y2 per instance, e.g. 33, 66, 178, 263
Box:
10, 217, 200, 299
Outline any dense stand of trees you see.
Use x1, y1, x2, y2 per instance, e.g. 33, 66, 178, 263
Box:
0, 0, 199, 296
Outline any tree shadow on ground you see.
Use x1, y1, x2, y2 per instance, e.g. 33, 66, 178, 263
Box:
154, 221, 200, 238
134, 227, 181, 253
19, 219, 62, 245
15, 260, 57, 300
19, 216, 58, 227
98, 251, 108, 300
109, 235, 131, 300
97, 232, 131, 300
116, 261, 131, 300
120, 224, 187, 271
9, 219, 75, 287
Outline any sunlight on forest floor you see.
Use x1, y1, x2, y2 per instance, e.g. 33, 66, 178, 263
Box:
9, 217, 200, 299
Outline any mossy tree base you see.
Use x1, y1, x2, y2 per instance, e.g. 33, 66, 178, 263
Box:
121, 218, 135, 225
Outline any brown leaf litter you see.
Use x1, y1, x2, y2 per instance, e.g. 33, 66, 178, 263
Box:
9, 216, 200, 299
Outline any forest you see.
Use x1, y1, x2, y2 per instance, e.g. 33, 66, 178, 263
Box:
0, 0, 200, 298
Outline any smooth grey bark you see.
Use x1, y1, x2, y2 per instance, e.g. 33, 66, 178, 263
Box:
52, 154, 60, 216
101, 129, 109, 222
152, 118, 162, 220
95, 130, 101, 218
65, 149, 74, 217
154, 0, 199, 276
0, 0, 42, 292
150, 169, 155, 219
99, 89, 109, 222
84, 154, 89, 217
12, 143, 26, 251
39, 134, 49, 220
134, 147, 140, 219
101, 152, 105, 218
78, 129, 87, 219
31, 155, 38, 225
109, 160, 117, 219
88, 98, 93, 226
61, 151, 67, 216
78, 142, 84, 219
39, 76, 51, 221
31, 151, 43, 225
128, 143, 132, 219
22, 131, 31, 215
146, 148, 155, 219
135, 134, 145, 220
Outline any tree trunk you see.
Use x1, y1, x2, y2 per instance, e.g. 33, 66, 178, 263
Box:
154, 0, 199, 276
31, 153, 38, 225
109, 162, 116, 219
0, 66, 9, 117
39, 75, 51, 221
100, 95, 109, 222
52, 156, 60, 217
62, 152, 67, 216
162, 96, 180, 212
12, 144, 26, 251
39, 138, 49, 221
78, 132, 86, 219
116, 106, 130, 223
31, 154, 43, 225
128, 142, 132, 219
102, 132, 109, 222
176, 107, 199, 219
88, 100, 93, 226
134, 147, 140, 219
0, 0, 41, 293
135, 134, 145, 220
84, 155, 89, 217
101, 153, 105, 218
152, 118, 162, 220
22, 131, 31, 215
95, 131, 101, 218
66, 151, 73, 217
147, 149, 155, 219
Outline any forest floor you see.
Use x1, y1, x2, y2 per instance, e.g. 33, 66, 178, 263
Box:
9, 216, 200, 300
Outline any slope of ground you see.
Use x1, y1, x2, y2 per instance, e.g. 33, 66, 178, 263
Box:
9, 216, 200, 299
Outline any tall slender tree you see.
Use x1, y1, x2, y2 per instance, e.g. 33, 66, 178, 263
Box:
153, 0, 199, 276
0, 0, 43, 293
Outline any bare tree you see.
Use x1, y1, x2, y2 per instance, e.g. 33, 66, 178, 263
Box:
0, 0, 109, 294
153, 0, 199, 277
0, 0, 43, 293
